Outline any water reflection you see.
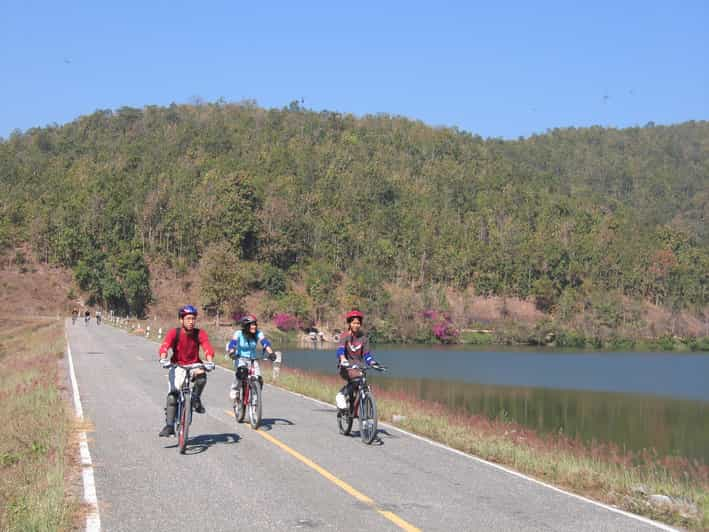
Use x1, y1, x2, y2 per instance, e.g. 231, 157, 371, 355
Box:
281, 345, 709, 463
376, 377, 709, 463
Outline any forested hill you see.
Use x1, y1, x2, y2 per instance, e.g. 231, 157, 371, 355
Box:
1, 103, 707, 340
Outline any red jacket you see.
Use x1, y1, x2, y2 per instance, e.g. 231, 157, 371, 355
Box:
159, 327, 215, 366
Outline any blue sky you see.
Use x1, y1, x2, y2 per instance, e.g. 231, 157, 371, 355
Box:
1, 1, 707, 139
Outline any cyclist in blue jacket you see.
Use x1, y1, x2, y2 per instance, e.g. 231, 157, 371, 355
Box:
226, 314, 276, 400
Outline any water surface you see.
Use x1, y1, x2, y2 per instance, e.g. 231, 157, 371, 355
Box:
282, 344, 709, 462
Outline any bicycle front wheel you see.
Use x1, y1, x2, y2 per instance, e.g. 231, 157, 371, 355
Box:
248, 380, 262, 429
337, 408, 353, 436
178, 393, 191, 454
359, 393, 378, 444
234, 382, 246, 423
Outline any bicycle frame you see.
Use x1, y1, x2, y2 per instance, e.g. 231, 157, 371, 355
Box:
232, 356, 264, 429
175, 369, 194, 431
349, 373, 371, 418
172, 363, 205, 454
337, 364, 385, 444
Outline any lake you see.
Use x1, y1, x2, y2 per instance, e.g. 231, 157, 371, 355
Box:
280, 344, 709, 463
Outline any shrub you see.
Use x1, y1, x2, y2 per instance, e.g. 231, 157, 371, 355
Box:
433, 321, 459, 343
273, 312, 299, 331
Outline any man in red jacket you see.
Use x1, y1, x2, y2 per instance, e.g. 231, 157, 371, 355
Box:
158, 305, 216, 437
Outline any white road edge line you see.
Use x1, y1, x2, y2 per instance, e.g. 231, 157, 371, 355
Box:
267, 379, 677, 532
66, 331, 101, 532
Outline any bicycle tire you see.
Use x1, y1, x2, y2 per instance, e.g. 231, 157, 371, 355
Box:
178, 393, 191, 454
234, 381, 246, 423
359, 393, 378, 444
337, 404, 353, 436
248, 380, 262, 429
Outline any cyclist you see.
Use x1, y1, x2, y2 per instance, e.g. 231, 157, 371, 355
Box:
226, 314, 276, 400
335, 310, 383, 412
71, 307, 79, 325
158, 305, 216, 437
95, 310, 102, 325
84, 310, 90, 324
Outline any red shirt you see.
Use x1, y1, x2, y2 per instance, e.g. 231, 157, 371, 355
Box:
159, 327, 215, 365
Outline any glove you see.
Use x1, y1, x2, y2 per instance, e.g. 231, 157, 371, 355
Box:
268, 352, 277, 362
339, 359, 350, 368
204, 361, 215, 371
160, 358, 171, 368
227, 349, 237, 360
371, 362, 383, 370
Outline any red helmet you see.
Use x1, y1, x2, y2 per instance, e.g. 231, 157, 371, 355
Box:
240, 314, 257, 329
346, 310, 364, 323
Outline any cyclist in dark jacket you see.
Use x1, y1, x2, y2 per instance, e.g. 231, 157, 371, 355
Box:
335, 310, 382, 412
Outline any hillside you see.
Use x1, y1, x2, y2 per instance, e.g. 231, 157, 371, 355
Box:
0, 103, 707, 346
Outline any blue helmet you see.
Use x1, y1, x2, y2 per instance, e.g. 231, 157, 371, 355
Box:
178, 305, 198, 319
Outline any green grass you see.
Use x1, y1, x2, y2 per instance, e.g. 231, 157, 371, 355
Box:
0, 318, 77, 532
264, 366, 709, 531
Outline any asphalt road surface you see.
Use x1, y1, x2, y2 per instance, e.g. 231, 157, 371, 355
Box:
65, 321, 674, 531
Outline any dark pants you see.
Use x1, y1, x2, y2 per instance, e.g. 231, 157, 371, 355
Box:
165, 374, 206, 425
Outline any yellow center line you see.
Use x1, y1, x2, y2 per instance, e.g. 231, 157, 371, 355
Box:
225, 410, 421, 532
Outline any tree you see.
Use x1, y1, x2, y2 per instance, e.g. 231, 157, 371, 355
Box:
199, 244, 247, 325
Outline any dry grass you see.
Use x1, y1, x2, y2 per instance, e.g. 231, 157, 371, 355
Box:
0, 317, 78, 531
264, 366, 709, 531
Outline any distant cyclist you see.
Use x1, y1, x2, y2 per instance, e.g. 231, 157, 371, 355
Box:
335, 310, 383, 412
226, 314, 276, 399
158, 305, 216, 437
84, 310, 90, 325
71, 307, 79, 325
95, 310, 102, 325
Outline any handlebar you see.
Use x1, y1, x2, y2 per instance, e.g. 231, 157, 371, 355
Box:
165, 362, 212, 371
341, 363, 387, 372
227, 349, 279, 362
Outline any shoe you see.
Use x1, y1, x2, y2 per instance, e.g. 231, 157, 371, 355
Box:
159, 424, 175, 437
335, 392, 347, 410
229, 386, 239, 401
192, 397, 205, 414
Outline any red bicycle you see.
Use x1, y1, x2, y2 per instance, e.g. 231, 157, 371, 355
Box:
232, 357, 264, 429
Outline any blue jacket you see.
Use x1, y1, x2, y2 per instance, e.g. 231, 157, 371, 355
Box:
227, 330, 271, 360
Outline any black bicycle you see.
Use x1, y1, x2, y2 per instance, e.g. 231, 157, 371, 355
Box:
337, 364, 386, 444
169, 362, 208, 454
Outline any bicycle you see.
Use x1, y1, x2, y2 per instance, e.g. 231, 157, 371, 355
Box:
229, 351, 276, 430
337, 364, 387, 444
167, 362, 209, 454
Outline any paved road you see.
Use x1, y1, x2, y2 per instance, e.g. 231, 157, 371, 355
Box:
66, 321, 673, 531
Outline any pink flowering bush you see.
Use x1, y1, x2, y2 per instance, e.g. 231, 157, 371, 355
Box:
274, 312, 299, 331
433, 321, 460, 343
421, 309, 459, 343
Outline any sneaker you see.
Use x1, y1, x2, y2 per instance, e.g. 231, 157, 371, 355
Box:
192, 397, 205, 414
159, 424, 175, 437
335, 392, 347, 410
229, 388, 238, 401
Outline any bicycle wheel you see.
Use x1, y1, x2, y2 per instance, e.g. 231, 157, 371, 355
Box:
178, 393, 191, 454
248, 380, 262, 429
359, 393, 378, 444
337, 405, 353, 436
234, 381, 246, 423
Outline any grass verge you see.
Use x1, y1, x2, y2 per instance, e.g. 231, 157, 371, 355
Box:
0, 317, 77, 531
263, 366, 709, 531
